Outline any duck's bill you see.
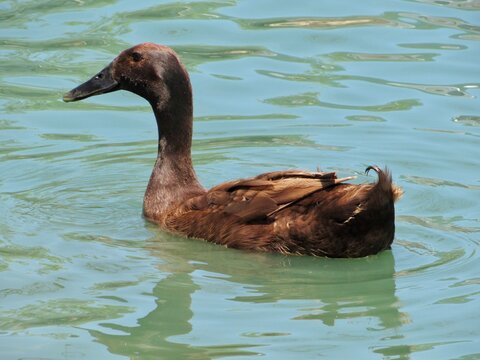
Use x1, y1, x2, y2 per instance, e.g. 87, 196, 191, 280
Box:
63, 64, 118, 102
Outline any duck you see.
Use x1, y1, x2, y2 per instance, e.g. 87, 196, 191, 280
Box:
63, 42, 402, 257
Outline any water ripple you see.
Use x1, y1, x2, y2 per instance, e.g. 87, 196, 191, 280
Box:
0, 298, 132, 331
327, 52, 438, 62
401, 175, 480, 190
264, 91, 422, 112
399, 215, 479, 234
453, 115, 480, 127
411, 0, 480, 10
257, 69, 479, 98
236, 15, 404, 30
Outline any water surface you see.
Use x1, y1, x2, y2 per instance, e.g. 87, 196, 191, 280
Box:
1, 0, 479, 359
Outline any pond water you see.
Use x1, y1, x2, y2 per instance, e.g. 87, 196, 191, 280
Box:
1, 0, 479, 359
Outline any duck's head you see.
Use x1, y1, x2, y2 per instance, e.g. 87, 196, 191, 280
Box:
63, 43, 190, 107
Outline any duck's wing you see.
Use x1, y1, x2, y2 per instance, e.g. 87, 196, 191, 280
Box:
185, 170, 355, 222
254, 169, 338, 181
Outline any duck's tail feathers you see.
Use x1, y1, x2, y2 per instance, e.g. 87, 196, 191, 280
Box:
365, 165, 403, 202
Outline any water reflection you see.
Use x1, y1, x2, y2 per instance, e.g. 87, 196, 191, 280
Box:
89, 273, 218, 358
88, 232, 408, 358
257, 68, 479, 98
236, 15, 402, 30
264, 91, 422, 112
411, 0, 480, 11
1, 0, 479, 358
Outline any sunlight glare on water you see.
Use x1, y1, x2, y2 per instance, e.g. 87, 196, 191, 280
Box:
0, 0, 479, 359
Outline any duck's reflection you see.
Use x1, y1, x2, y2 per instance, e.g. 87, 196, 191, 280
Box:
89, 271, 213, 358
89, 232, 409, 358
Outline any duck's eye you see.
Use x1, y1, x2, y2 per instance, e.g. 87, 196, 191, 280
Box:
131, 52, 143, 62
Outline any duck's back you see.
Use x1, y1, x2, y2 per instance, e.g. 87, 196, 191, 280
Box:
157, 167, 401, 257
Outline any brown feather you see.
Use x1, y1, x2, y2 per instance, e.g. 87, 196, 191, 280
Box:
224, 193, 278, 221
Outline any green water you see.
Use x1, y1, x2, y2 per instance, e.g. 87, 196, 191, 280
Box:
1, 0, 479, 359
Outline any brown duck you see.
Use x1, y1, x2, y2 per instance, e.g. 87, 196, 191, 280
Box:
63, 43, 402, 257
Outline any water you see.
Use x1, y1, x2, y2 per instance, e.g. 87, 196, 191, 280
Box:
1, 0, 479, 359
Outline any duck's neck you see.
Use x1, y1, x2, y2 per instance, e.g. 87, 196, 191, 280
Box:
143, 81, 204, 220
